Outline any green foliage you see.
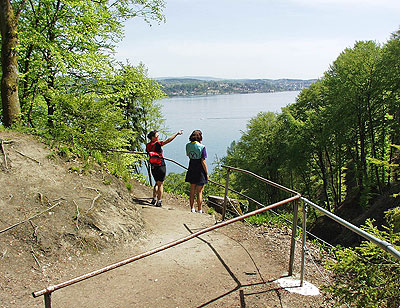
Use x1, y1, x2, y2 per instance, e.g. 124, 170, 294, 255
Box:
103, 178, 112, 185
246, 214, 268, 226
221, 34, 400, 215
245, 211, 293, 228
2, 0, 167, 185
222, 112, 287, 207
57, 145, 73, 159
207, 207, 216, 215
18, 0, 166, 116
125, 181, 133, 192
163, 172, 190, 198
52, 93, 131, 152
104, 64, 166, 152
323, 207, 400, 308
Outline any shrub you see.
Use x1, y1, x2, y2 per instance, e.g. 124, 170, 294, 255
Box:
323, 207, 400, 308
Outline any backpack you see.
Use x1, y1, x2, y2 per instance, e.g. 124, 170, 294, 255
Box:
147, 142, 163, 167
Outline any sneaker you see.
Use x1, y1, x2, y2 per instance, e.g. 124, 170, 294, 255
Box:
198, 209, 203, 214
151, 198, 157, 205
156, 200, 162, 207
191, 208, 196, 213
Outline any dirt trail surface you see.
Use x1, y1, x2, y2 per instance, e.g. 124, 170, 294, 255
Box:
0, 131, 336, 307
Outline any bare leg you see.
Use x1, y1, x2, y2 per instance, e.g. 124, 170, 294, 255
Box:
152, 184, 158, 200
196, 185, 205, 212
156, 181, 163, 201
189, 184, 196, 211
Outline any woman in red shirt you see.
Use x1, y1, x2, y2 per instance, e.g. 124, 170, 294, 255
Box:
146, 129, 183, 207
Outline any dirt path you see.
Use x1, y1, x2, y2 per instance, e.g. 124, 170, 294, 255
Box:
32, 194, 333, 308
0, 132, 334, 307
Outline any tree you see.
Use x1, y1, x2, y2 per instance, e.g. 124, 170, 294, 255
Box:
0, 0, 25, 127
378, 30, 400, 184
1, 0, 165, 127
324, 41, 384, 201
106, 63, 166, 152
222, 112, 286, 206
219, 38, 400, 214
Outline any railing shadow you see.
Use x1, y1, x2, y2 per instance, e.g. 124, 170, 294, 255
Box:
184, 224, 286, 308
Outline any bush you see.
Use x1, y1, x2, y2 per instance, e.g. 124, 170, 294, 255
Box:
323, 207, 400, 308
164, 172, 190, 198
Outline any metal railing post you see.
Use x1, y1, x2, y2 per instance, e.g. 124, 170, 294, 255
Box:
288, 199, 299, 276
222, 168, 231, 221
300, 202, 308, 286
44, 293, 52, 308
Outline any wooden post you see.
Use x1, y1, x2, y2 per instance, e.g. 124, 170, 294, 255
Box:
222, 168, 231, 221
44, 293, 52, 308
288, 199, 299, 276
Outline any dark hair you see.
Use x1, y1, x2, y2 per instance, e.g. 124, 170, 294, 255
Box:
147, 130, 158, 140
189, 130, 202, 142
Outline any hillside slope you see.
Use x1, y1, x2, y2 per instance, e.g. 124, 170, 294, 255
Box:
0, 131, 336, 307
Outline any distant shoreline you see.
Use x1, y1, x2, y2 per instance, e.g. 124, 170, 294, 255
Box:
156, 77, 316, 97
163, 89, 299, 98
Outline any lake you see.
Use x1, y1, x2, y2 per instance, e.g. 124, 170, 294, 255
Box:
157, 91, 300, 174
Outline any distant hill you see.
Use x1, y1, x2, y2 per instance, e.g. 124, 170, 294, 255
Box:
156, 77, 317, 97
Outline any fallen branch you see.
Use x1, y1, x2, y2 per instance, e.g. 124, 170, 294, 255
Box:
15, 150, 41, 165
84, 187, 101, 213
73, 200, 80, 230
0, 201, 62, 235
84, 186, 99, 192
86, 194, 101, 213
0, 139, 8, 169
31, 246, 42, 270
29, 220, 39, 243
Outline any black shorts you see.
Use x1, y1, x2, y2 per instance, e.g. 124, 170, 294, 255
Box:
151, 165, 166, 182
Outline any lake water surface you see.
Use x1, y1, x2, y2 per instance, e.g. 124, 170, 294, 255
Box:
158, 91, 300, 174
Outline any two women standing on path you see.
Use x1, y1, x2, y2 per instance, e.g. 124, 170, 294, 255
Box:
146, 129, 208, 213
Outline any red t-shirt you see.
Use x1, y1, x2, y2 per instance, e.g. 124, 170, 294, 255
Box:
146, 141, 165, 167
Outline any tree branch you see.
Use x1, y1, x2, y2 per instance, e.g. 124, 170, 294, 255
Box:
15, 150, 41, 165
0, 139, 8, 169
0, 200, 63, 234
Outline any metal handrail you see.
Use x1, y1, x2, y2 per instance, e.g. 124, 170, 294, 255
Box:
220, 165, 400, 283
33, 195, 300, 306
221, 165, 298, 195
301, 197, 400, 261
32, 157, 400, 307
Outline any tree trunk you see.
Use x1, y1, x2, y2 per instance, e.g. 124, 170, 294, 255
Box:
325, 146, 338, 208
0, 0, 21, 127
316, 150, 331, 211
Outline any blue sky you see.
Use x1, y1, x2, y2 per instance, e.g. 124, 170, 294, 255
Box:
116, 0, 400, 80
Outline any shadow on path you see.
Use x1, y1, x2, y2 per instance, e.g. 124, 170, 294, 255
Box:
184, 224, 287, 308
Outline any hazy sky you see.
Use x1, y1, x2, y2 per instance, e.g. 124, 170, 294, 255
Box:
116, 0, 400, 80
